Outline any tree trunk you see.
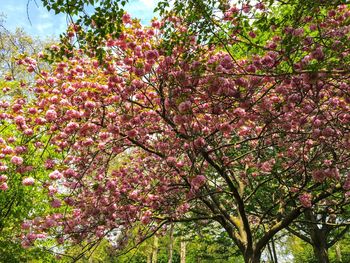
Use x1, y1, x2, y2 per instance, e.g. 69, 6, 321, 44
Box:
304, 209, 330, 263
267, 242, 275, 263
180, 240, 186, 263
313, 246, 329, 263
168, 223, 174, 263
152, 235, 159, 263
244, 249, 261, 263
271, 237, 278, 263
244, 255, 261, 263
336, 242, 342, 262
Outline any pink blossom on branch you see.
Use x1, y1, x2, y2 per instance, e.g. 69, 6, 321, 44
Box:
299, 193, 312, 208
22, 177, 35, 186
11, 156, 23, 166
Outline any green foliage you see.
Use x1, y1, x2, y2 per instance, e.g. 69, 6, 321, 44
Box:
0, 79, 59, 262
0, 240, 57, 263
58, 222, 242, 263
41, 0, 128, 62
287, 233, 350, 263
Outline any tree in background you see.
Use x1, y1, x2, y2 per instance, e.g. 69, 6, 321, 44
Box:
0, 24, 59, 262
287, 200, 350, 263
0, 21, 53, 81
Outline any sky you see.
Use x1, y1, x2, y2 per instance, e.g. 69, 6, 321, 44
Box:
1, 0, 158, 39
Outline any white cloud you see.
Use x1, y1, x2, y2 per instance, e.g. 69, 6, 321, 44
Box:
35, 22, 53, 34
139, 0, 157, 8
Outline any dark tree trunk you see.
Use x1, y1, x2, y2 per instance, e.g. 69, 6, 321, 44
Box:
271, 237, 278, 263
304, 209, 330, 263
244, 249, 262, 263
267, 242, 275, 263
312, 242, 329, 263
244, 256, 261, 263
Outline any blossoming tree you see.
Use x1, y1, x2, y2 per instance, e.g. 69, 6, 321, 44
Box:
1, 1, 350, 262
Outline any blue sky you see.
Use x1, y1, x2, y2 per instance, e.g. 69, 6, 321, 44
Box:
1, 0, 158, 39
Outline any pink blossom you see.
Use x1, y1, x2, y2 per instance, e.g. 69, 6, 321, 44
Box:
57, 237, 65, 244
51, 199, 62, 208
293, 28, 304, 37
313, 118, 323, 127
312, 47, 324, 61
344, 174, 350, 190
248, 31, 256, 38
126, 130, 138, 138
21, 240, 30, 249
45, 159, 56, 169
44, 218, 56, 228
35, 117, 46, 125
145, 50, 159, 60
177, 203, 190, 213
0, 175, 7, 181
299, 193, 312, 208
193, 137, 206, 149
49, 170, 62, 180
141, 210, 152, 225
2, 146, 14, 155
45, 109, 57, 122
11, 156, 23, 165
34, 142, 43, 148
36, 233, 46, 239
260, 161, 273, 173
21, 221, 31, 230
166, 156, 177, 165
84, 101, 96, 109
15, 146, 27, 154
0, 182, 8, 191
14, 116, 26, 126
238, 126, 250, 136
24, 129, 34, 136
173, 115, 184, 125
22, 177, 35, 186
63, 168, 77, 178
234, 108, 246, 117
7, 137, 15, 143
122, 13, 132, 24
95, 226, 105, 238
328, 10, 336, 17
219, 123, 232, 135
129, 190, 140, 200
242, 4, 251, 13
178, 101, 192, 113
151, 20, 161, 29
0, 166, 8, 171
65, 122, 79, 133
256, 2, 265, 10
246, 64, 256, 73
191, 175, 207, 190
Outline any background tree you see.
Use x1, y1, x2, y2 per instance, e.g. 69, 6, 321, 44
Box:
0, 24, 59, 262
286, 231, 350, 263
0, 83, 58, 262
287, 201, 350, 263
0, 22, 53, 81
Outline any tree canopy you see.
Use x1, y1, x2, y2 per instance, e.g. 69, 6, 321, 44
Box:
0, 1, 350, 262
